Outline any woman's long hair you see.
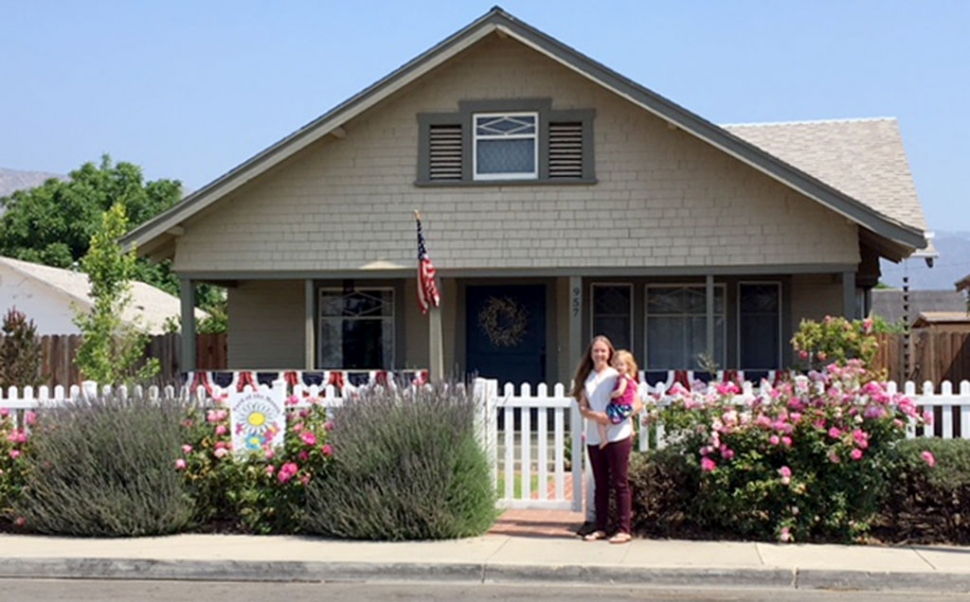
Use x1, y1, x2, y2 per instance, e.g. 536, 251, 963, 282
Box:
570, 335, 616, 401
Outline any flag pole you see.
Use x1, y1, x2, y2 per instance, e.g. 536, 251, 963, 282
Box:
415, 210, 445, 383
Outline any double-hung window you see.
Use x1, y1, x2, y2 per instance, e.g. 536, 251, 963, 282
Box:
473, 113, 538, 180
318, 288, 394, 369
591, 284, 633, 352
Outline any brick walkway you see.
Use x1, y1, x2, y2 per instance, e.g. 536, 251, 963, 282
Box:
488, 508, 586, 539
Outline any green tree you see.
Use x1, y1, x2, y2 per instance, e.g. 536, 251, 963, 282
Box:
73, 204, 159, 384
0, 155, 227, 332
0, 155, 181, 272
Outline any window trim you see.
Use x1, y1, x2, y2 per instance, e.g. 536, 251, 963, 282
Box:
416, 98, 596, 185
317, 286, 396, 369
589, 283, 634, 351
736, 281, 782, 371
644, 283, 726, 371
472, 111, 539, 181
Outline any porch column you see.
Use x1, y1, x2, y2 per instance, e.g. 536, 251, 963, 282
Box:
705, 274, 715, 360
842, 270, 857, 319
180, 278, 196, 371
304, 279, 315, 370
568, 276, 583, 369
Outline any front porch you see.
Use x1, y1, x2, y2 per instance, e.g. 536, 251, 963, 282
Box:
176, 267, 868, 385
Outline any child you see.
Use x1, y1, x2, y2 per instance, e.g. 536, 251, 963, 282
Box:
598, 350, 639, 449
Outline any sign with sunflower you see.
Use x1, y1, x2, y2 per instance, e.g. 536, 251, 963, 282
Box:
229, 389, 285, 454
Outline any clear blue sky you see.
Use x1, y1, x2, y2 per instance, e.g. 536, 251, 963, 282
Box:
2, 1, 968, 231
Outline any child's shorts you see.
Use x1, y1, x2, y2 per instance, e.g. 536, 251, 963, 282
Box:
606, 402, 633, 425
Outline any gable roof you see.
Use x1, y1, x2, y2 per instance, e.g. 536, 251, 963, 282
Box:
870, 288, 966, 324
0, 256, 207, 334
122, 6, 929, 262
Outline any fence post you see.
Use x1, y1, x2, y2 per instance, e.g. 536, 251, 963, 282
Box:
570, 400, 583, 513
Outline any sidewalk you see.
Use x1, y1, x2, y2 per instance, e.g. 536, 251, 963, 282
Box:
0, 510, 967, 594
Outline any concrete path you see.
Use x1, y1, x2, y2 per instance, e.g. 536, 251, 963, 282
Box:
0, 510, 967, 594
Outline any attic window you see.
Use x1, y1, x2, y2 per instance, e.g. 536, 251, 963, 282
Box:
473, 113, 538, 180
417, 100, 595, 185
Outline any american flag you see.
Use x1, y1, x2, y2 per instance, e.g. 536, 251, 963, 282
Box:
415, 214, 440, 313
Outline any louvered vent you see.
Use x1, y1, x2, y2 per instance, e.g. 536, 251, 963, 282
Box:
548, 122, 584, 178
428, 124, 463, 180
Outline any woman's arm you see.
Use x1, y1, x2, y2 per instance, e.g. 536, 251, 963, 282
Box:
577, 392, 610, 425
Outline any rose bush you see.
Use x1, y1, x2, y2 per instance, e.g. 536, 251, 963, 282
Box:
649, 361, 935, 543
0, 408, 31, 522
179, 393, 334, 533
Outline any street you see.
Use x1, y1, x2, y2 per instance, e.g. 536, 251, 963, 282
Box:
0, 580, 965, 601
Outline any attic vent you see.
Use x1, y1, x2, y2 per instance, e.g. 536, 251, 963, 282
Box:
428, 124, 463, 180
548, 122, 584, 179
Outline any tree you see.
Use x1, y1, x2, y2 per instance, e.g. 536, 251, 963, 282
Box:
73, 204, 159, 384
0, 308, 43, 388
0, 155, 181, 271
0, 155, 227, 331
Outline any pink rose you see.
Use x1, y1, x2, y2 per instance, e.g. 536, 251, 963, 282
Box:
175, 459, 187, 470
850, 448, 864, 461
778, 466, 792, 485
215, 425, 228, 436
769, 435, 780, 446
779, 527, 792, 543
828, 427, 842, 440
9, 450, 21, 460
182, 445, 193, 454
266, 465, 276, 476
921, 451, 936, 468
321, 444, 333, 457
24, 411, 36, 426
324, 421, 335, 432
300, 432, 317, 446
781, 436, 792, 447
700, 457, 717, 472
214, 447, 229, 459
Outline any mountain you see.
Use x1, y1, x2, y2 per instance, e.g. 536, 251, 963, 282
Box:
879, 230, 970, 291
0, 167, 66, 198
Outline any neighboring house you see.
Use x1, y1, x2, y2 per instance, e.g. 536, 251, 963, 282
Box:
911, 311, 970, 332
957, 273, 970, 294
122, 8, 933, 385
871, 289, 967, 326
0, 256, 207, 336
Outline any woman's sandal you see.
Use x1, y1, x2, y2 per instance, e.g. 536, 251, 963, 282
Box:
583, 530, 607, 541
609, 531, 632, 544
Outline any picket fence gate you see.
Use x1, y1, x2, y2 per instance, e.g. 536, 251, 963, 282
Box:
4, 378, 970, 513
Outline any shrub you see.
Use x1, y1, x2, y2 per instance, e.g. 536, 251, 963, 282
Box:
300, 384, 497, 540
629, 448, 699, 538
0, 408, 31, 522
178, 393, 334, 534
0, 307, 43, 389
878, 438, 970, 544
652, 361, 933, 543
10, 391, 193, 536
791, 316, 881, 376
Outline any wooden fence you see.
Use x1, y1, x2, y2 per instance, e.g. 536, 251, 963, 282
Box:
872, 331, 970, 385
0, 332, 227, 388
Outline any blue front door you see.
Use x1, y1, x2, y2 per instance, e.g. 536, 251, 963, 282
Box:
466, 284, 546, 386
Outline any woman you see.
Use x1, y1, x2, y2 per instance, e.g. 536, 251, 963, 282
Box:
571, 335, 639, 543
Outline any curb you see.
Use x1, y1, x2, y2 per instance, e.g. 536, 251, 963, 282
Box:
0, 558, 968, 593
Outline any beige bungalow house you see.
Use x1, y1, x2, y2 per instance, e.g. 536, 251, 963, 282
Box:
122, 8, 932, 386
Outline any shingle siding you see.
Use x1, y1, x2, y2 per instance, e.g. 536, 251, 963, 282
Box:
174, 35, 858, 273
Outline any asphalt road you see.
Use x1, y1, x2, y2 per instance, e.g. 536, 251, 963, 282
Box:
0, 580, 965, 601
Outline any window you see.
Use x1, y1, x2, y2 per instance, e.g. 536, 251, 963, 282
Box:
417, 99, 594, 184
473, 113, 537, 180
591, 284, 633, 351
645, 285, 725, 370
318, 288, 394, 369
738, 283, 781, 370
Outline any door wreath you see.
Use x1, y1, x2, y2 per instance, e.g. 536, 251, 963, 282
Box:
478, 296, 528, 348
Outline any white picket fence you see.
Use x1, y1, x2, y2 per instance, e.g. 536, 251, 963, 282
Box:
4, 379, 970, 514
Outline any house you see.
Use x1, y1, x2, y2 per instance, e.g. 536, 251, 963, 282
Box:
0, 255, 207, 335
871, 289, 967, 326
122, 8, 932, 385
911, 311, 970, 332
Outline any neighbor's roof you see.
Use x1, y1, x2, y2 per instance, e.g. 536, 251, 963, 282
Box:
122, 6, 929, 263
870, 289, 966, 324
913, 311, 970, 326
956, 273, 970, 292
0, 256, 207, 334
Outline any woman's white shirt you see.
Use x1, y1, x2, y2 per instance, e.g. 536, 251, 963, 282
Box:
583, 367, 632, 446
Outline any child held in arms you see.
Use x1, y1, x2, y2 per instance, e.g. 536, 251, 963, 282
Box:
598, 350, 639, 449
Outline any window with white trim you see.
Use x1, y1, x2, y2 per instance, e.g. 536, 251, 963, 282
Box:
645, 285, 725, 370
591, 284, 633, 352
473, 113, 538, 180
318, 288, 394, 369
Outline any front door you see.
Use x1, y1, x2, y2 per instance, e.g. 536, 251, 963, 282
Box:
466, 284, 546, 386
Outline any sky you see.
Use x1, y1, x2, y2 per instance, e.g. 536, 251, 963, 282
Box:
2, 1, 968, 235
